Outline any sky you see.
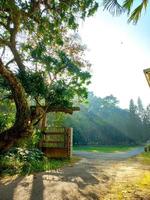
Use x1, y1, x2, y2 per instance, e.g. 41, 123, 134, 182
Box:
78, 3, 150, 109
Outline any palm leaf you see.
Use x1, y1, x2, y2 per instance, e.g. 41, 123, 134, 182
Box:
102, 0, 125, 16
123, 0, 134, 14
128, 3, 143, 24
142, 0, 148, 9
103, 0, 149, 24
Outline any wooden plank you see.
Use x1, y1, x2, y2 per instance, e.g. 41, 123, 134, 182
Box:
42, 141, 64, 144
40, 127, 73, 158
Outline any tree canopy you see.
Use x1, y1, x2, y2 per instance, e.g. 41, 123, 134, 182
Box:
0, 0, 98, 151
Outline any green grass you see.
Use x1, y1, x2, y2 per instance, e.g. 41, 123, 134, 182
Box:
73, 145, 136, 153
136, 152, 150, 165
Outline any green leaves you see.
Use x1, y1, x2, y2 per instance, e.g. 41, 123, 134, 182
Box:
17, 71, 48, 98
127, 1, 148, 24
46, 81, 74, 107
128, 3, 143, 24
143, 0, 148, 9
88, 2, 99, 16
123, 0, 134, 14
17, 45, 91, 108
0, 0, 96, 117
31, 43, 46, 59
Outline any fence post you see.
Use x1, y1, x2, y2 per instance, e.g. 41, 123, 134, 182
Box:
66, 128, 73, 158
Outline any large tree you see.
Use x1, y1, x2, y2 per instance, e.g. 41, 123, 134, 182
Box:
0, 0, 98, 152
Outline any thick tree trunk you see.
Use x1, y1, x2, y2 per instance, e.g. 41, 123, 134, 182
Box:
0, 59, 33, 152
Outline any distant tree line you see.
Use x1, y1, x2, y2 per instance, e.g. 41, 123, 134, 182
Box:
59, 93, 150, 145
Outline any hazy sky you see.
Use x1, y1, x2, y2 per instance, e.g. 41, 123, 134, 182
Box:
78, 4, 150, 109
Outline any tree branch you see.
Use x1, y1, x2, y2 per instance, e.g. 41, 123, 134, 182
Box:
9, 45, 26, 72
5, 58, 15, 67
45, 106, 80, 114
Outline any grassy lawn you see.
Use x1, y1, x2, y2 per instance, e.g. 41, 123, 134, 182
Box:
73, 145, 137, 153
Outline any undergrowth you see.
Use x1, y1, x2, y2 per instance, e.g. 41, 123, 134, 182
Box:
0, 147, 72, 176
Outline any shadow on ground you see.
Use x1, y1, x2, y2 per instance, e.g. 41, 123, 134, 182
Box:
0, 159, 101, 200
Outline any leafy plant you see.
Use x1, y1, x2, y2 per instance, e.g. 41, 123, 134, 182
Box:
4, 147, 44, 162
0, 147, 71, 175
14, 129, 43, 149
0, 112, 15, 133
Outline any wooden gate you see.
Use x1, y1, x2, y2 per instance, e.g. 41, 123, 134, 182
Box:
39, 127, 73, 158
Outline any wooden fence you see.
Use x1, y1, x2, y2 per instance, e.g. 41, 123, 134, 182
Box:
39, 127, 73, 158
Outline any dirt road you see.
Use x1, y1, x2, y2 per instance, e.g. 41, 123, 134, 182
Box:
74, 146, 144, 160
1, 147, 150, 200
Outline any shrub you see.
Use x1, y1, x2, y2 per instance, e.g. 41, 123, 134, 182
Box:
0, 147, 44, 175
6, 147, 44, 162
0, 147, 69, 175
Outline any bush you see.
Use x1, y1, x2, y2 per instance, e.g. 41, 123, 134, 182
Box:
5, 147, 44, 162
0, 147, 44, 175
144, 144, 150, 152
0, 147, 69, 175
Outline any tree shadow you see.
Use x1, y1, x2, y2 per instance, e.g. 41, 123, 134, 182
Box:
42, 162, 101, 199
0, 161, 102, 200
0, 176, 25, 200
30, 174, 44, 200
61, 189, 100, 200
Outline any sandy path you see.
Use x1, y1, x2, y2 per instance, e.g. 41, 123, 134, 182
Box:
0, 147, 150, 200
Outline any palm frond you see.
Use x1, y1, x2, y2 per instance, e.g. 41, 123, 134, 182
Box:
123, 0, 134, 14
103, 0, 149, 24
142, 0, 148, 9
102, 0, 125, 16
128, 3, 143, 24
